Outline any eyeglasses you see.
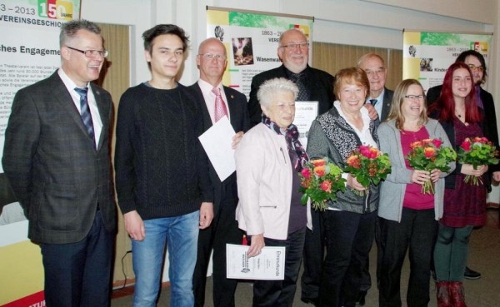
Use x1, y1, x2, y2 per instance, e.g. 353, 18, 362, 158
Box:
467, 64, 484, 72
280, 42, 309, 50
67, 46, 108, 58
405, 95, 425, 100
199, 53, 227, 61
364, 69, 385, 76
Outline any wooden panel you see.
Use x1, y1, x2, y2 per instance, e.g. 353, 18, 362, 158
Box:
312, 42, 403, 90
95, 23, 134, 286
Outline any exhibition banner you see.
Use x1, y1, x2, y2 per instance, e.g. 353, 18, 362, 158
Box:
206, 8, 313, 98
402, 31, 492, 91
0, 1, 81, 305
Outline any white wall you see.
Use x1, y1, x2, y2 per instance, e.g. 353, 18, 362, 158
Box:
81, 0, 498, 90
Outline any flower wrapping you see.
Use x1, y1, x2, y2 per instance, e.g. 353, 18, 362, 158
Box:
406, 138, 456, 194
299, 158, 346, 211
457, 137, 499, 185
344, 145, 392, 196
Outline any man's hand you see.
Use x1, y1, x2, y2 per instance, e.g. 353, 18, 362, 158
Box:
124, 210, 145, 241
364, 103, 379, 121
199, 202, 214, 229
493, 171, 500, 182
232, 131, 244, 149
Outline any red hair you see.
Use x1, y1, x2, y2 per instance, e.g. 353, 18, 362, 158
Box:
428, 62, 481, 123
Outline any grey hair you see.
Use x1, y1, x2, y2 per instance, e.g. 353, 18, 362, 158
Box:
257, 77, 298, 107
60, 19, 102, 47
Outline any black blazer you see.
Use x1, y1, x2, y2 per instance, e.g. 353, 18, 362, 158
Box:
380, 87, 394, 122
2, 71, 117, 244
247, 65, 335, 126
189, 83, 251, 212
427, 84, 500, 174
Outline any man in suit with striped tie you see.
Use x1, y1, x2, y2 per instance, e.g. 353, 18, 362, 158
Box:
3, 20, 116, 306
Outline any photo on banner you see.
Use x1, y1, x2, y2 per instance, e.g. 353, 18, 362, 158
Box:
402, 30, 492, 91
0, 1, 81, 306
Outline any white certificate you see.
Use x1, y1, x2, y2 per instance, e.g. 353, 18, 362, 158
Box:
293, 101, 319, 148
198, 116, 236, 181
226, 244, 285, 280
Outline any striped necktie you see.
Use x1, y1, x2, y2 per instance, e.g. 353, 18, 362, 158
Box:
75, 87, 95, 146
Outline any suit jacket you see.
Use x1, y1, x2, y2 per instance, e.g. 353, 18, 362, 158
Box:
247, 65, 335, 126
427, 84, 500, 173
189, 83, 251, 212
2, 71, 117, 244
380, 87, 394, 122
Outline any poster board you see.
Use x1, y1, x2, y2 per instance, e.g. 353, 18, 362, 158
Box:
402, 30, 492, 91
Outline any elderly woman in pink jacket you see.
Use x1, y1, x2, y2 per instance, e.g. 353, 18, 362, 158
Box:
235, 77, 312, 307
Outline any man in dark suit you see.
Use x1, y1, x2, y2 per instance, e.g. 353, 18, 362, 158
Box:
358, 53, 394, 122
2, 20, 116, 306
356, 53, 394, 305
426, 49, 500, 280
247, 28, 334, 306
190, 37, 251, 307
247, 29, 334, 127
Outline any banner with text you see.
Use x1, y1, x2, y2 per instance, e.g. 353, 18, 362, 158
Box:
0, 1, 80, 306
402, 31, 492, 91
206, 8, 313, 99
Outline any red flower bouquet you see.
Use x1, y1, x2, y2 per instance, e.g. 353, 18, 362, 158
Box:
299, 158, 346, 211
406, 138, 456, 194
457, 137, 499, 185
344, 145, 392, 196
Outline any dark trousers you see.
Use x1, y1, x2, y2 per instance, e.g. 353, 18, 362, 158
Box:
379, 208, 437, 307
360, 217, 381, 293
253, 227, 306, 307
193, 195, 243, 307
300, 208, 324, 301
319, 210, 376, 307
40, 210, 114, 307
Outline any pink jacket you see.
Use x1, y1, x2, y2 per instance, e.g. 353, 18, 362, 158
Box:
235, 123, 311, 240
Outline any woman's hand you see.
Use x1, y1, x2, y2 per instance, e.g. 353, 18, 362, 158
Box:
461, 164, 488, 177
430, 169, 441, 183
247, 234, 265, 258
347, 174, 367, 191
411, 170, 431, 185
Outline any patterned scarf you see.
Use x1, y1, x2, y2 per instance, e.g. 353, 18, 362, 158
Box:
262, 115, 309, 172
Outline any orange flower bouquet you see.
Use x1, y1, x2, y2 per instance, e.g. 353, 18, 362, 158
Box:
344, 145, 392, 196
406, 138, 456, 194
457, 137, 499, 185
299, 158, 346, 211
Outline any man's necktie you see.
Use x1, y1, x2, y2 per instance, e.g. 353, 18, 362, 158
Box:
74, 87, 95, 144
369, 99, 378, 106
212, 87, 228, 122
290, 73, 310, 101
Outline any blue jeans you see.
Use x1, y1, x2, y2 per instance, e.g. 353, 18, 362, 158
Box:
132, 210, 200, 307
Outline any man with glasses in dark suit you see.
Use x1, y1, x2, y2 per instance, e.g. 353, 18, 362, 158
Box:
3, 20, 116, 306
